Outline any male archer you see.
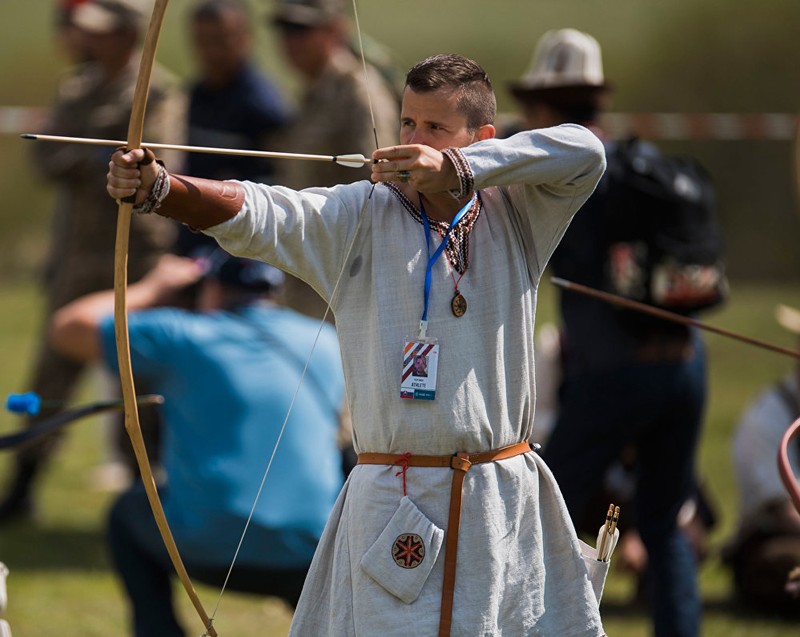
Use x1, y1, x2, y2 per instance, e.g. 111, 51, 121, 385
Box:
107, 53, 608, 636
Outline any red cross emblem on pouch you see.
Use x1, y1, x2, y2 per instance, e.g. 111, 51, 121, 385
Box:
392, 533, 425, 569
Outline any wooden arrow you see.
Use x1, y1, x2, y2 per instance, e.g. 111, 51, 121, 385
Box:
551, 277, 800, 360
21, 133, 370, 168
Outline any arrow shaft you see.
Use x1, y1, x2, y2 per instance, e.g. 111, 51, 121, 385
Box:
22, 133, 369, 166
551, 277, 800, 360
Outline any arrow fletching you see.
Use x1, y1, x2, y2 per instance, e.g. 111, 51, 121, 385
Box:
334, 153, 370, 168
596, 503, 621, 562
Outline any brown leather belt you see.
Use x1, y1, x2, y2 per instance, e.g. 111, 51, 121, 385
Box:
358, 441, 533, 637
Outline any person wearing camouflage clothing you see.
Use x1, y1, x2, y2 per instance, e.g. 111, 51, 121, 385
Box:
0, 0, 185, 522
269, 0, 400, 320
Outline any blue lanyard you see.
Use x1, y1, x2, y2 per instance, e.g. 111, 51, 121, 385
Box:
418, 194, 476, 337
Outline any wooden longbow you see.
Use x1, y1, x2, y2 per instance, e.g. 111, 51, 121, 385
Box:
112, 1, 216, 634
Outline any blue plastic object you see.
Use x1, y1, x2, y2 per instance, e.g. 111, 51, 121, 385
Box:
5, 392, 42, 416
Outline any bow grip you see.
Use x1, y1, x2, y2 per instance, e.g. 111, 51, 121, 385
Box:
119, 146, 157, 204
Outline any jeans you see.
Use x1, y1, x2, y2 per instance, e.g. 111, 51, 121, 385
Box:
543, 348, 706, 637
107, 484, 310, 637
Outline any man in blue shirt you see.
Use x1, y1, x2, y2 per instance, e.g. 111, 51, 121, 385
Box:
49, 249, 346, 637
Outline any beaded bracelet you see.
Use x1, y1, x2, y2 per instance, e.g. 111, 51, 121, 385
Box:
133, 161, 170, 215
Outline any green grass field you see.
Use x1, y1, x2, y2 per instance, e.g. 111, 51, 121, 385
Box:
1, 278, 799, 636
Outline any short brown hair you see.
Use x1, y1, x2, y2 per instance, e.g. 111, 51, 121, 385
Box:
405, 54, 496, 130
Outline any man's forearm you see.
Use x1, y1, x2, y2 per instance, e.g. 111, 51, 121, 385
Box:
109, 148, 246, 230
156, 174, 246, 230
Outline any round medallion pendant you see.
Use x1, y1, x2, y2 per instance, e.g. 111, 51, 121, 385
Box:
392, 533, 425, 569
451, 292, 467, 318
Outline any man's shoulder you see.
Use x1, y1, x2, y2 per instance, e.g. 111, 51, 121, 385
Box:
325, 46, 362, 77
148, 66, 182, 100
321, 48, 389, 95
236, 66, 291, 120
104, 308, 196, 363
243, 307, 342, 368
237, 64, 281, 92
55, 63, 102, 102
129, 306, 196, 332
272, 306, 336, 335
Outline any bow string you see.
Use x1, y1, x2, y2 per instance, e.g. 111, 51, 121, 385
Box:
109, 0, 380, 631
206, 0, 382, 622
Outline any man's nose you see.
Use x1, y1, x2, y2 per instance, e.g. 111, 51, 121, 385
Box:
405, 129, 428, 146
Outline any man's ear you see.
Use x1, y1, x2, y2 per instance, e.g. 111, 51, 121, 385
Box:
475, 124, 496, 141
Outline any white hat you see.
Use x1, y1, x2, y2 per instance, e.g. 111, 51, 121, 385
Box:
776, 304, 800, 335
510, 28, 607, 96
72, 0, 147, 34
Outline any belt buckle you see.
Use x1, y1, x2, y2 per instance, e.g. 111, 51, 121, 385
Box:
450, 451, 471, 472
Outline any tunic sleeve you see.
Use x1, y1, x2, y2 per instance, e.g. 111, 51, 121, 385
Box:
203, 180, 372, 305
459, 124, 606, 278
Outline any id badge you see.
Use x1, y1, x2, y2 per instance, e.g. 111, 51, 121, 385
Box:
400, 338, 439, 400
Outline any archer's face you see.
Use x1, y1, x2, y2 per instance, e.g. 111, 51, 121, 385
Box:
399, 87, 477, 151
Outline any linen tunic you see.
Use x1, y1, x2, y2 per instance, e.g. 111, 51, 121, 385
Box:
206, 125, 607, 636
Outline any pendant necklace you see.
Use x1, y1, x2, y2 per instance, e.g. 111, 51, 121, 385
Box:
449, 270, 467, 318
434, 219, 470, 318
419, 192, 477, 318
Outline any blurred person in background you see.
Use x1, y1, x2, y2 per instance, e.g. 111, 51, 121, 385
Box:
54, 0, 92, 63
268, 0, 400, 321
530, 325, 717, 610
723, 304, 800, 615
174, 0, 293, 258
0, 0, 185, 523
512, 29, 711, 637
49, 250, 347, 636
